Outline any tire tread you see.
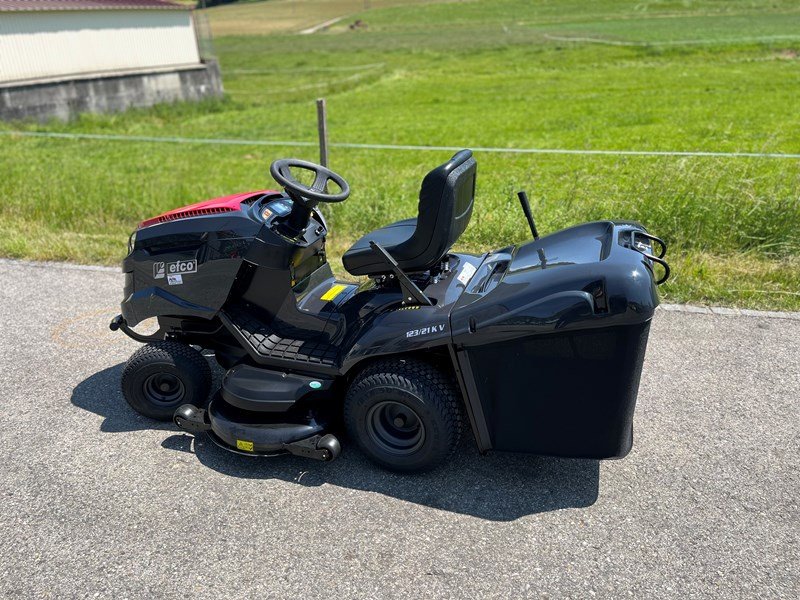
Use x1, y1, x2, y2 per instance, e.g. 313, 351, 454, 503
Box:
344, 357, 464, 471
121, 341, 211, 420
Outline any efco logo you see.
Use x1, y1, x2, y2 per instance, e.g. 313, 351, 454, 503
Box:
153, 259, 196, 280
168, 259, 197, 275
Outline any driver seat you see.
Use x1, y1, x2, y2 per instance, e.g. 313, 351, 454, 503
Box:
342, 150, 476, 276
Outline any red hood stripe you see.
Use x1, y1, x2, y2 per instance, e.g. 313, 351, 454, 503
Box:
138, 190, 276, 228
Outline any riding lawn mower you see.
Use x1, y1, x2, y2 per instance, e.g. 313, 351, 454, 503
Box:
110, 150, 669, 472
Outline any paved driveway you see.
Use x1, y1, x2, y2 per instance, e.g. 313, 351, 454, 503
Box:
0, 260, 797, 598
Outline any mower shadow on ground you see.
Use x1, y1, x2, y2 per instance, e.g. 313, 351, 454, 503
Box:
70, 361, 226, 433
70, 364, 176, 433
72, 364, 599, 521
161, 433, 600, 522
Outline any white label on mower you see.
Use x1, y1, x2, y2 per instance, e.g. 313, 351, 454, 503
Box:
406, 324, 446, 338
167, 273, 183, 286
153, 262, 165, 279
168, 259, 197, 275
457, 262, 477, 285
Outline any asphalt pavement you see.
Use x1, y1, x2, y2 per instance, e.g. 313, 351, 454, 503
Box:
0, 259, 797, 599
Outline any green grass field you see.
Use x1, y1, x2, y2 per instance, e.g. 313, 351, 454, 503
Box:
1, 0, 799, 309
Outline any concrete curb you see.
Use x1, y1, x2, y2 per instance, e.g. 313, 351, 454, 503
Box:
1, 258, 798, 321
0, 257, 119, 273
658, 303, 800, 321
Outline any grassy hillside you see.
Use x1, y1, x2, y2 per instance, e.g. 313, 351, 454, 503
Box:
1, 0, 799, 308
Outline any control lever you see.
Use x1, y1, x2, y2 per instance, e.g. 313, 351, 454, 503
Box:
369, 241, 433, 306
517, 190, 540, 241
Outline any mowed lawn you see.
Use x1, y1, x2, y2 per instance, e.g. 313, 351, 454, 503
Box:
1, 0, 799, 309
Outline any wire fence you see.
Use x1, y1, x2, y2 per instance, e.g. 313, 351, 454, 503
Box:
2, 130, 800, 160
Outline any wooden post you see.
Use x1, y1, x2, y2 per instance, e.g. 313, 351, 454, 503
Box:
316, 98, 329, 167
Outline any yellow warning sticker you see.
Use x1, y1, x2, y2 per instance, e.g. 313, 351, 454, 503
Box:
236, 439, 254, 452
321, 284, 347, 302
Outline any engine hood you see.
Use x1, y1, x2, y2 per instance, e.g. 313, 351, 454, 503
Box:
138, 190, 275, 229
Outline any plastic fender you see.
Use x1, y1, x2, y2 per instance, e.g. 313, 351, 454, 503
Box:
339, 305, 453, 374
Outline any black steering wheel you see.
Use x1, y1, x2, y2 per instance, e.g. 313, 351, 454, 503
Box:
269, 158, 350, 205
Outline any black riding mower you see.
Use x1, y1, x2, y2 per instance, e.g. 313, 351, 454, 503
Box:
111, 150, 669, 472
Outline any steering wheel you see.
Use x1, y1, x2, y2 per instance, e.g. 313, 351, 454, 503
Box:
269, 158, 350, 205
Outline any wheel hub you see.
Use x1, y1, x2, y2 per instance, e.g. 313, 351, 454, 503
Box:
366, 401, 425, 456
143, 373, 185, 406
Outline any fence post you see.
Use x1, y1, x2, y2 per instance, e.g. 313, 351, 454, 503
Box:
316, 98, 329, 167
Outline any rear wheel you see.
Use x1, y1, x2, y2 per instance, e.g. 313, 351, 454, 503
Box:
121, 341, 211, 421
344, 358, 463, 472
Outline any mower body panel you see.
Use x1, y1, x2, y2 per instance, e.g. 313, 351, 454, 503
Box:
336, 253, 485, 374
221, 364, 335, 413
122, 201, 265, 327
121, 191, 314, 328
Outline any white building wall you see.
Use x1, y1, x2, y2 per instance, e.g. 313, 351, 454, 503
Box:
0, 10, 201, 84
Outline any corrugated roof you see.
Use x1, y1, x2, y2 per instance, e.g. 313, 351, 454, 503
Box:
0, 0, 190, 11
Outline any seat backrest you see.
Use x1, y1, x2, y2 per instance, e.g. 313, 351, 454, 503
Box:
396, 149, 476, 271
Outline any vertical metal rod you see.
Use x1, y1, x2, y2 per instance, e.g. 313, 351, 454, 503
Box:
517, 190, 540, 240
316, 98, 329, 167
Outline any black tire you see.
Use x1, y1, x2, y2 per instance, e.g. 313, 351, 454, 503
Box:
344, 357, 463, 472
121, 341, 212, 421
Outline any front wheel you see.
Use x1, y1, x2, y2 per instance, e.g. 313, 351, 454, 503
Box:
121, 341, 212, 421
344, 358, 463, 472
